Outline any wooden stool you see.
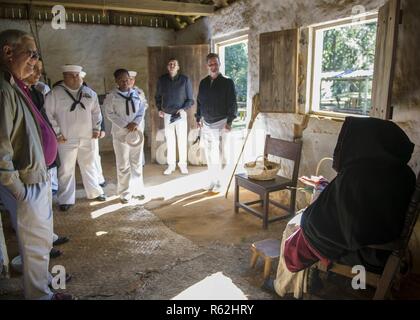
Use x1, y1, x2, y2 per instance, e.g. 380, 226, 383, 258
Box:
250, 239, 280, 279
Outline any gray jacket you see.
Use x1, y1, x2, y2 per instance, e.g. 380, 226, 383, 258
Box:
0, 69, 48, 200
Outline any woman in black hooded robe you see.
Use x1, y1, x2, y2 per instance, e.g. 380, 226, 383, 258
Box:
284, 116, 416, 274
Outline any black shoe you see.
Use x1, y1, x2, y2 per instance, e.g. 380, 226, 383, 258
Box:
120, 198, 129, 204
59, 204, 72, 212
50, 248, 62, 259
99, 181, 107, 188
51, 292, 75, 300
94, 194, 106, 201
261, 277, 276, 294
53, 236, 70, 246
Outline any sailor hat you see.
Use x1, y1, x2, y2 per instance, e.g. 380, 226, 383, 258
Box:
128, 71, 137, 78
125, 130, 143, 147
61, 65, 83, 73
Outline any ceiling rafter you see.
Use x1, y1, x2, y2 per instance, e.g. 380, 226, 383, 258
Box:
0, 0, 238, 30
1, 0, 215, 17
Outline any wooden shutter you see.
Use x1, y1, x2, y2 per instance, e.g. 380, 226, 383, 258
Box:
148, 44, 209, 163
259, 29, 298, 113
370, 0, 401, 119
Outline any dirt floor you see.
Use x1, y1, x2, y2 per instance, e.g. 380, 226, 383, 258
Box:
1, 151, 420, 300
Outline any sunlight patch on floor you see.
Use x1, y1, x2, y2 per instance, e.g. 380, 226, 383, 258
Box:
183, 193, 223, 207
171, 272, 248, 300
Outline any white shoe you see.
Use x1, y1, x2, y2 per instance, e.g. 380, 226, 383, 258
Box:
203, 182, 215, 191
212, 183, 223, 193
164, 166, 175, 175
179, 165, 188, 174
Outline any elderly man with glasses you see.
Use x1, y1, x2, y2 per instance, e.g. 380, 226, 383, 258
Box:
0, 29, 72, 299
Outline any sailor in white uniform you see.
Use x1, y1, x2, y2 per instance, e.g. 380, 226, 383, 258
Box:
104, 69, 146, 203
128, 70, 148, 166
45, 65, 106, 211
79, 71, 107, 188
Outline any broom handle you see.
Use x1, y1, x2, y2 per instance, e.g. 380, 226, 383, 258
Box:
224, 119, 255, 198
224, 94, 260, 198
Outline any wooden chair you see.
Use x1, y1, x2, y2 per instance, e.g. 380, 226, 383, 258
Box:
234, 135, 303, 229
310, 172, 420, 299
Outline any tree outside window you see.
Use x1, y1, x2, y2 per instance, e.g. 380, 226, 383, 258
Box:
216, 36, 248, 128
311, 16, 378, 116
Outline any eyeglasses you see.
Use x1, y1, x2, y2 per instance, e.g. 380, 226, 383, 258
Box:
26, 49, 40, 60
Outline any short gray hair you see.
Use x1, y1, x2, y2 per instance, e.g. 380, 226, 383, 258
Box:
0, 29, 33, 51
206, 53, 220, 63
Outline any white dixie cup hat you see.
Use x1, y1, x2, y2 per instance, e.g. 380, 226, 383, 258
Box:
125, 129, 143, 147
61, 65, 83, 73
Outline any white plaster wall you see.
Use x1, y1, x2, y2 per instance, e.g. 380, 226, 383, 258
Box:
0, 19, 176, 151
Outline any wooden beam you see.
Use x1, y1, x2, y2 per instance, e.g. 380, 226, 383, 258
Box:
370, 0, 400, 119
1, 0, 215, 16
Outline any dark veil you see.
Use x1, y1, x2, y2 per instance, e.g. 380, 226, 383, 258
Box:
301, 117, 416, 272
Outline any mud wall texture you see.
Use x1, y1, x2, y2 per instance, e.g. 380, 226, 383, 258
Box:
176, 0, 420, 271
176, 0, 419, 178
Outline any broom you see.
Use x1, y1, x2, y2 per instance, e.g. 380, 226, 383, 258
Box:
224, 93, 261, 198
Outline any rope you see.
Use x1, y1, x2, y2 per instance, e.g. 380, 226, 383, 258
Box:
27, 1, 49, 85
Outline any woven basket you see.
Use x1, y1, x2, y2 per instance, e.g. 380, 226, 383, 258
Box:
244, 156, 280, 180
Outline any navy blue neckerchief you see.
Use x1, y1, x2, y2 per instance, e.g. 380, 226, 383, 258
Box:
117, 91, 135, 116
58, 85, 86, 111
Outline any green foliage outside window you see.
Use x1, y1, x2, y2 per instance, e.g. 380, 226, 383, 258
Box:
322, 21, 377, 72
224, 42, 248, 103
319, 21, 377, 115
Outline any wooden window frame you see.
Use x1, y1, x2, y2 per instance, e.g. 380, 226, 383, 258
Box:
307, 13, 378, 118
213, 33, 250, 127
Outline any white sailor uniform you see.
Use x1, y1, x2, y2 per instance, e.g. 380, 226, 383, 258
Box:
104, 88, 146, 201
45, 84, 104, 205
